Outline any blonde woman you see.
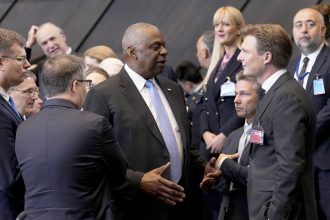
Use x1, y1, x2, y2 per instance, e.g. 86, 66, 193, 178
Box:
200, 6, 245, 157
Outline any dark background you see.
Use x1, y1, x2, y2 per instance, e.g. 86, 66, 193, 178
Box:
1, 0, 329, 68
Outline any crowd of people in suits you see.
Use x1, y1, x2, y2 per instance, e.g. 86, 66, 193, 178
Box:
0, 3, 330, 220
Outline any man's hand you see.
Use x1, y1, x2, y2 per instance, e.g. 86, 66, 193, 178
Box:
202, 131, 216, 147
26, 25, 39, 48
140, 163, 185, 205
200, 157, 221, 191
206, 133, 227, 154
216, 152, 240, 168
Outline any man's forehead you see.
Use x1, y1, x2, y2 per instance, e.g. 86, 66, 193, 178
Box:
294, 10, 320, 22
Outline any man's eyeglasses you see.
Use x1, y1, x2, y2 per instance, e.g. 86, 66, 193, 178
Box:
76, 79, 92, 89
1, 55, 28, 64
9, 87, 39, 97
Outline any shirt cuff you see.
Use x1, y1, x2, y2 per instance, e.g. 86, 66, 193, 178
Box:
216, 157, 228, 170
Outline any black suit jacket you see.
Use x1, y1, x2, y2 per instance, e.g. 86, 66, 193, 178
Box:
200, 48, 244, 138
84, 69, 205, 220
0, 95, 24, 220
247, 73, 317, 220
218, 127, 249, 220
15, 99, 128, 220
288, 45, 330, 170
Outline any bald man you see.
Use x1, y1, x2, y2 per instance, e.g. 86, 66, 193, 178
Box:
289, 8, 330, 219
84, 22, 206, 220
25, 22, 73, 100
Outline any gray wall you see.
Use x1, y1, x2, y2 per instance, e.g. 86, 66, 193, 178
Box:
0, 0, 325, 68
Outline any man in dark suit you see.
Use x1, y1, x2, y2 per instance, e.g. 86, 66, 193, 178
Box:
84, 22, 206, 220
15, 54, 128, 219
0, 28, 31, 220
238, 24, 317, 219
289, 8, 330, 220
200, 72, 260, 220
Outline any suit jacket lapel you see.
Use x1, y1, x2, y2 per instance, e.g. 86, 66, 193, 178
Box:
0, 95, 23, 124
306, 45, 329, 94
119, 71, 166, 148
253, 73, 291, 124
214, 49, 242, 93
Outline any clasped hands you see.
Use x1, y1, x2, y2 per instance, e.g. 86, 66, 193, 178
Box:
140, 162, 185, 206
200, 153, 239, 190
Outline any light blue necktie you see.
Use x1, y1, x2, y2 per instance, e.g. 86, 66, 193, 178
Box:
145, 80, 182, 182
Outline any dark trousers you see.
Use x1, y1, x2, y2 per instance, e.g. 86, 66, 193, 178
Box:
315, 168, 330, 220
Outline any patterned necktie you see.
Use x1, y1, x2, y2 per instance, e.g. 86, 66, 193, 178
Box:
298, 57, 309, 85
145, 80, 182, 182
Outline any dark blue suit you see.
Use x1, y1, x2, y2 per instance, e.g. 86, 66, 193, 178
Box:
0, 95, 24, 220
15, 99, 128, 220
289, 45, 330, 219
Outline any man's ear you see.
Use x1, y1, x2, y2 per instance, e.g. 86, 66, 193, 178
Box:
71, 80, 79, 93
264, 51, 273, 64
203, 48, 210, 59
127, 46, 137, 59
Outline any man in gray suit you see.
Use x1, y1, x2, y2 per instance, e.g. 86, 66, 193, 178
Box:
84, 22, 205, 220
201, 71, 261, 220
15, 55, 128, 219
237, 24, 317, 219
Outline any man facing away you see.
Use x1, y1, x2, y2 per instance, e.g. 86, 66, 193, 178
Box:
289, 8, 330, 220
237, 24, 317, 220
84, 22, 206, 220
15, 54, 128, 219
0, 28, 31, 220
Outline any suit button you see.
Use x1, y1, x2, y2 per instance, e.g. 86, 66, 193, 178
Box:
206, 111, 209, 115
204, 97, 208, 101
215, 112, 218, 115
221, 98, 224, 102
190, 122, 194, 125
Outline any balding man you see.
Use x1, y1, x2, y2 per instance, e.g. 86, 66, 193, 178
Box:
289, 8, 330, 219
196, 30, 214, 71
25, 22, 73, 100
84, 22, 205, 220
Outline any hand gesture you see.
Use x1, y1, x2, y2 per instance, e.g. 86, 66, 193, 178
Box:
140, 163, 185, 205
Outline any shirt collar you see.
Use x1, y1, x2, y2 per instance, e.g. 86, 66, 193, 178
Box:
262, 69, 286, 93
124, 64, 149, 91
300, 42, 324, 71
0, 86, 9, 102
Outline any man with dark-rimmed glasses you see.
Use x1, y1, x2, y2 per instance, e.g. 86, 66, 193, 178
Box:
8, 71, 41, 119
0, 28, 31, 220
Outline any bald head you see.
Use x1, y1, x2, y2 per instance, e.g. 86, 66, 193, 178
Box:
122, 22, 160, 51
293, 8, 326, 55
36, 22, 69, 57
121, 22, 167, 79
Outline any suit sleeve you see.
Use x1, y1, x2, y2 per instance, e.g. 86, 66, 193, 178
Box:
315, 96, 330, 135
220, 159, 248, 186
101, 118, 128, 188
84, 87, 145, 203
267, 93, 311, 219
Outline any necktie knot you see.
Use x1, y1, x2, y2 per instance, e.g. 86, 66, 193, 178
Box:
303, 57, 309, 65
259, 88, 266, 100
145, 80, 154, 89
